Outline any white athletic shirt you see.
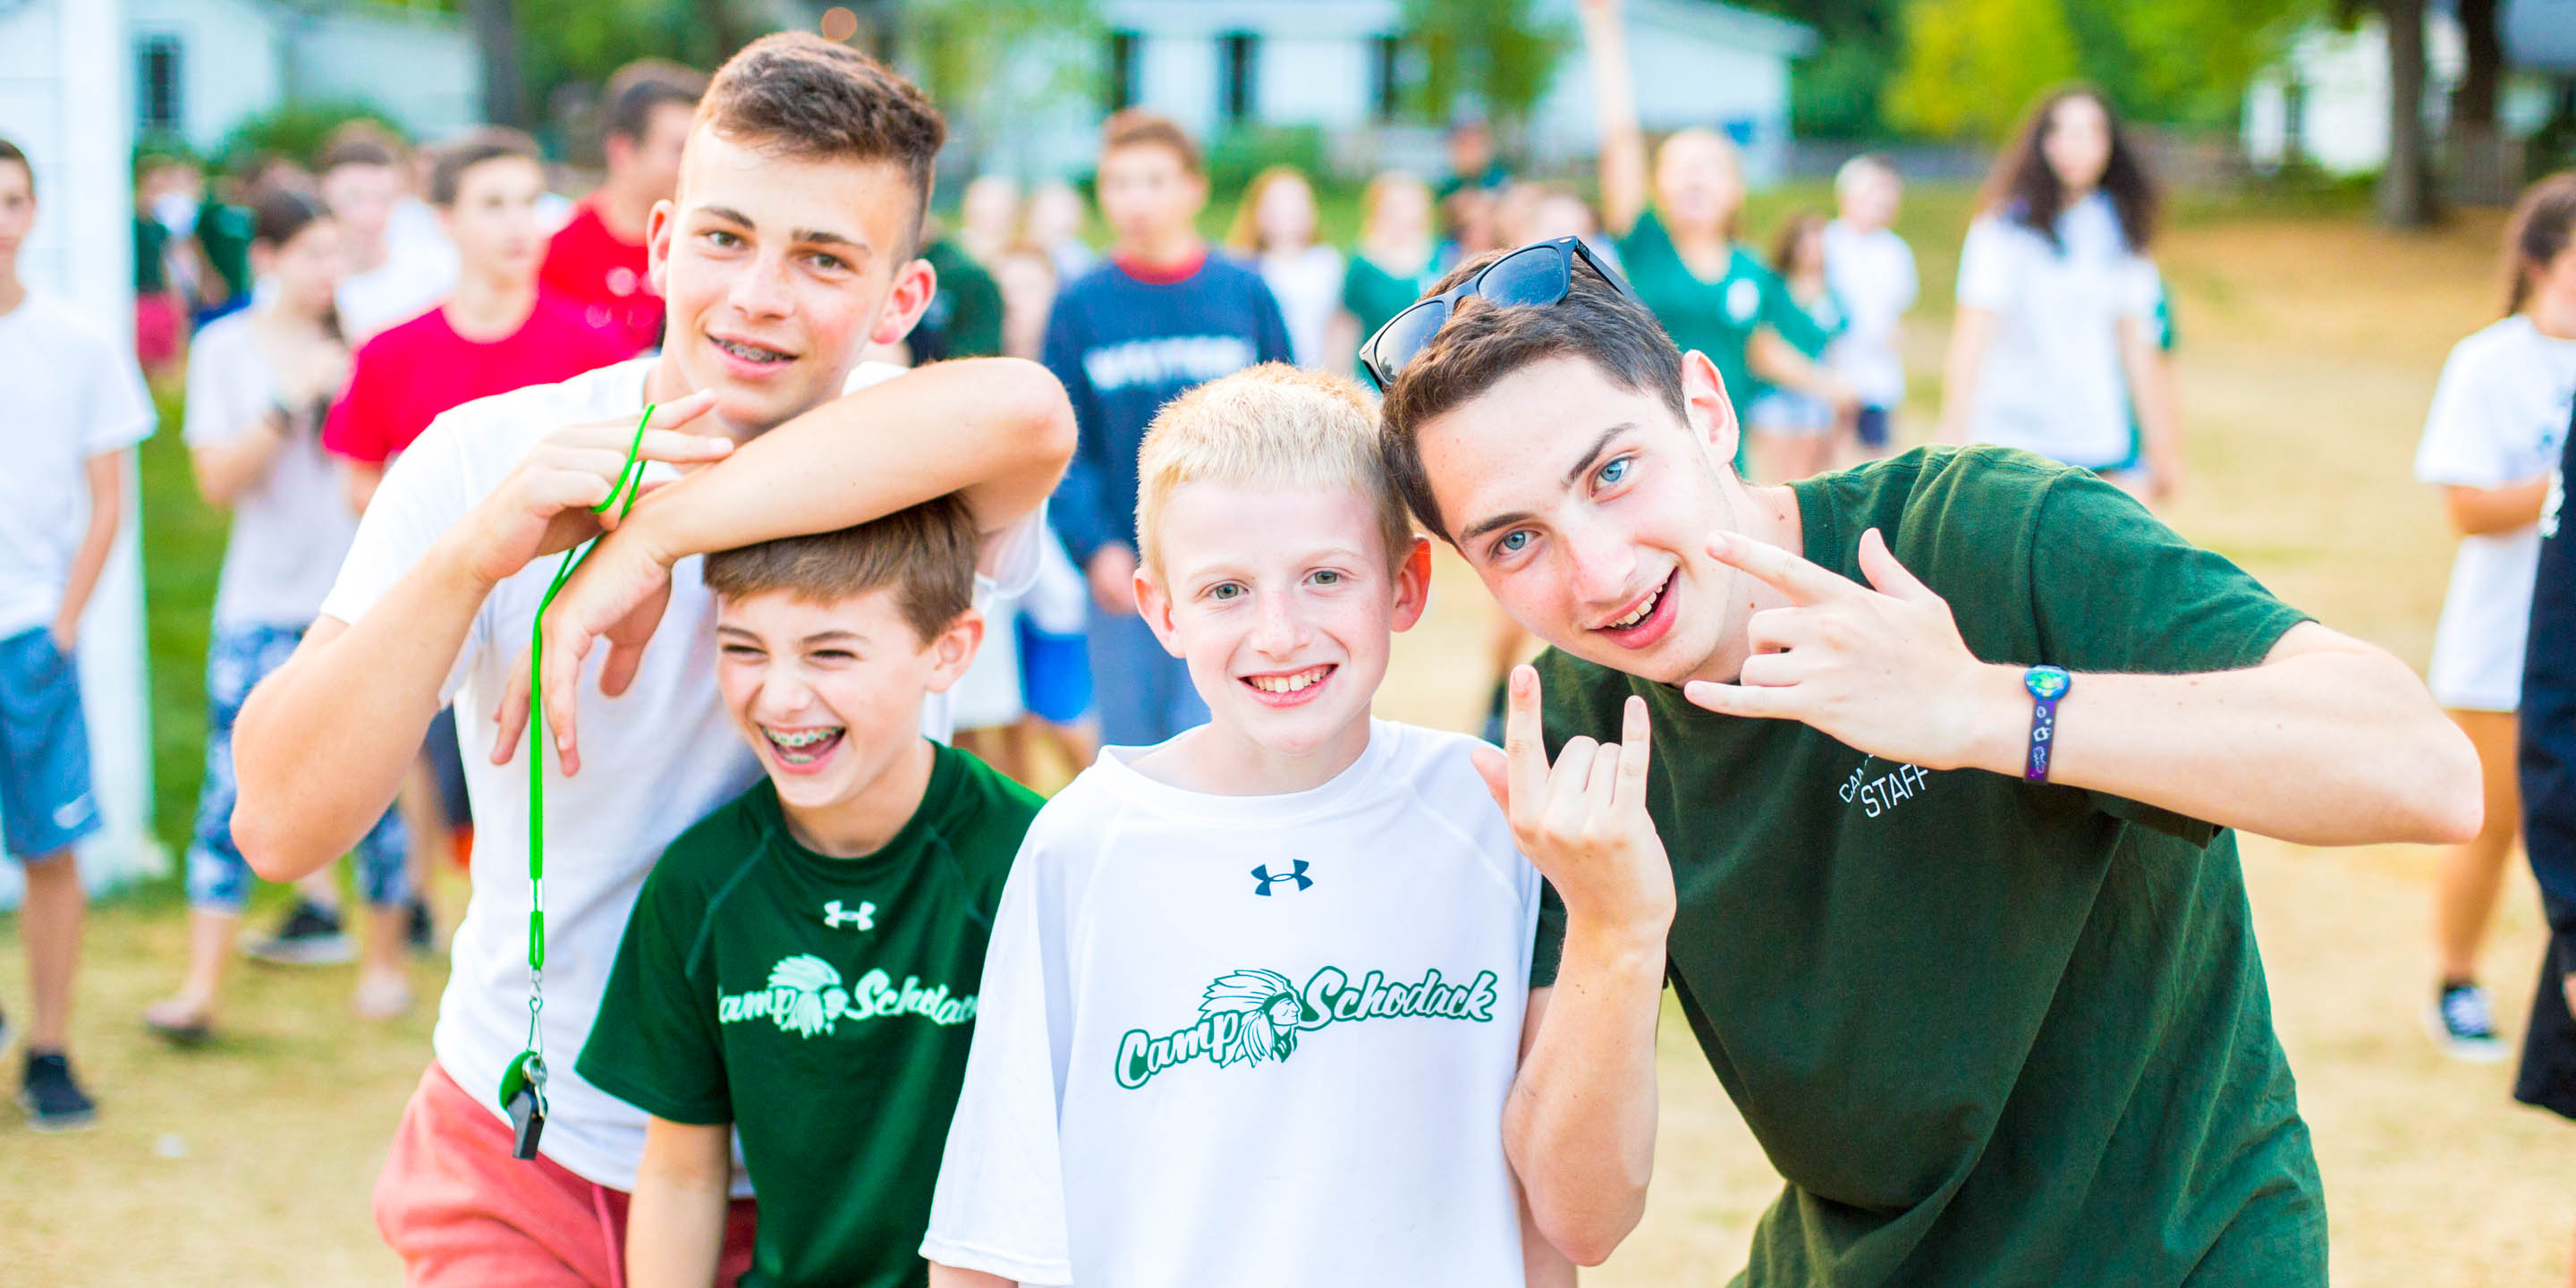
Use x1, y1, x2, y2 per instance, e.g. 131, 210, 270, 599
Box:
923, 719, 1540, 1286
183, 312, 362, 631
2414, 314, 2576, 710
1821, 220, 1918, 410
318, 356, 1043, 1191
0, 291, 157, 639
1256, 244, 1346, 370
1955, 194, 2160, 470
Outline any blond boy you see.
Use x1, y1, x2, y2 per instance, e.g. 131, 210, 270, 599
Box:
922, 365, 1584, 1286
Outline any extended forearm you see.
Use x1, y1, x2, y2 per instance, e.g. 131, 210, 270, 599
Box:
2445, 478, 2550, 537
1750, 331, 1841, 403
191, 420, 288, 509
232, 532, 491, 880
1960, 632, 2481, 845
1505, 923, 1665, 1266
1581, 4, 1647, 236
634, 358, 1072, 558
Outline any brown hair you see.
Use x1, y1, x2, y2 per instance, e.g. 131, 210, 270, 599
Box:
1100, 108, 1201, 174
700, 494, 979, 644
0, 137, 30, 197
428, 127, 541, 207
1767, 208, 1828, 276
1378, 251, 1690, 543
698, 31, 945, 254
2504, 172, 2576, 317
603, 59, 708, 144
318, 120, 406, 175
1979, 85, 2157, 253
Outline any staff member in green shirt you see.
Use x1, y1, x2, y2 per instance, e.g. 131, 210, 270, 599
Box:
1580, 0, 1852, 478
1361, 239, 2483, 1282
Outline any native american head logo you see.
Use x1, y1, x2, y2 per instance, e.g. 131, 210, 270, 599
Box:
1199, 970, 1323, 1068
765, 954, 852, 1038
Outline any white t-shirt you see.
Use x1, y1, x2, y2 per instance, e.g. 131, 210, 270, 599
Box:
1257, 244, 1346, 370
1955, 194, 2160, 470
183, 312, 362, 631
339, 222, 459, 343
923, 719, 1540, 1286
1821, 220, 1918, 409
0, 292, 157, 639
2414, 314, 2576, 710
318, 356, 1043, 1191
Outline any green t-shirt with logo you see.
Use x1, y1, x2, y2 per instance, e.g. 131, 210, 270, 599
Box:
1617, 210, 1832, 434
579, 744, 1042, 1288
1531, 446, 2326, 1285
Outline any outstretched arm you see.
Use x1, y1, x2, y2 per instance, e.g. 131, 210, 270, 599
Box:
52, 453, 125, 652
1684, 530, 2481, 846
1482, 671, 1669, 1266
1580, 0, 1648, 238
504, 356, 1076, 773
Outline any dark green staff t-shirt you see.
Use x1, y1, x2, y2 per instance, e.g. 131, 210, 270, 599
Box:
1532, 446, 2326, 1286
580, 744, 1042, 1288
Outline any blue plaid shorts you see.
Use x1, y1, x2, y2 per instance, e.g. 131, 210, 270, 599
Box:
187, 623, 409, 912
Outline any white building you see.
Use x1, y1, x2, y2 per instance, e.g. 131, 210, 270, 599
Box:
957, 0, 1817, 183
2244, 0, 2575, 178
128, 0, 479, 155
0, 0, 162, 902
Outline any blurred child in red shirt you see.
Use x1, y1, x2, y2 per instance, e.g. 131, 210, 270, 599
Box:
541, 60, 705, 356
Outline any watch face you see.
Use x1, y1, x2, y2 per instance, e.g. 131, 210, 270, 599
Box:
2026, 666, 2072, 700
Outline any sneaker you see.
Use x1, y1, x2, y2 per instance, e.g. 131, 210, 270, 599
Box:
405, 896, 435, 955
242, 900, 354, 965
18, 1052, 97, 1132
2428, 982, 2510, 1063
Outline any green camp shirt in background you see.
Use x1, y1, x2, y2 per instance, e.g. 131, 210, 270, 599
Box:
1530, 446, 2326, 1285
579, 745, 1042, 1288
1616, 210, 1834, 477
1342, 253, 1430, 382
915, 239, 1004, 361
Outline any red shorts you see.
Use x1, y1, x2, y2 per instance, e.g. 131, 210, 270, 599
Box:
375, 1061, 757, 1288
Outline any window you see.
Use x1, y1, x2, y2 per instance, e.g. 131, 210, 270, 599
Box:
138, 34, 182, 136
1107, 30, 1140, 112
1371, 34, 1402, 122
1220, 31, 1258, 124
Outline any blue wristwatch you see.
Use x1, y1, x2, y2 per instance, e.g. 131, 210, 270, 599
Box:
2022, 665, 2072, 783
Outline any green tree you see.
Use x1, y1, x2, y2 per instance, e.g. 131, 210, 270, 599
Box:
907, 0, 1103, 173
1400, 0, 1569, 139
1884, 0, 2080, 140
2104, 0, 2313, 127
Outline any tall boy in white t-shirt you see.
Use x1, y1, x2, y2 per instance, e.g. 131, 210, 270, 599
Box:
923, 364, 1585, 1286
0, 136, 157, 1131
225, 35, 1075, 1285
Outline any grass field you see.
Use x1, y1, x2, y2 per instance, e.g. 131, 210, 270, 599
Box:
5, 186, 2575, 1285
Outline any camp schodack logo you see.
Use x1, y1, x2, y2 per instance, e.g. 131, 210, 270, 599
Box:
716, 953, 976, 1038
1114, 965, 1499, 1089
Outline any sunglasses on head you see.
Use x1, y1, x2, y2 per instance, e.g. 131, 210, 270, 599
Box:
1359, 236, 1639, 393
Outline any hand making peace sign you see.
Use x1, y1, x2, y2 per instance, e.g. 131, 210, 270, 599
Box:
1683, 526, 2022, 775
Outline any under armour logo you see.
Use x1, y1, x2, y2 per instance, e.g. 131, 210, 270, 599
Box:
1250, 861, 1312, 896
822, 900, 877, 930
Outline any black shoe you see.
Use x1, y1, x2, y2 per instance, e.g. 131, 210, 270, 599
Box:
406, 895, 435, 955
19, 1052, 97, 1132
242, 900, 354, 965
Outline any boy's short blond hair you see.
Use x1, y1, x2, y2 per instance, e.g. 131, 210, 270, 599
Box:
1135, 364, 1414, 580
702, 494, 979, 644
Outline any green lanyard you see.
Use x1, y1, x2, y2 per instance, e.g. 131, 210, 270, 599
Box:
499, 404, 653, 1159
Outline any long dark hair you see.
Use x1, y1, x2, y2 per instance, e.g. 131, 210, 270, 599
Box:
251, 188, 343, 342
2504, 172, 2576, 317
1767, 208, 1827, 277
1979, 85, 2157, 254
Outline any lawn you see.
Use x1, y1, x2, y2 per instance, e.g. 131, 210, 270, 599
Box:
4, 185, 2573, 1285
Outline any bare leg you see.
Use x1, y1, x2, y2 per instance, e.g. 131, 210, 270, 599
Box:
144, 909, 239, 1030
353, 902, 412, 1020
20, 850, 84, 1051
2435, 708, 2522, 983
